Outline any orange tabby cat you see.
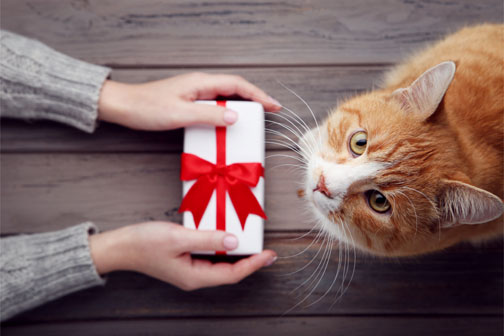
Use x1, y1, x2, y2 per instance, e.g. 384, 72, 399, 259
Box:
301, 24, 503, 256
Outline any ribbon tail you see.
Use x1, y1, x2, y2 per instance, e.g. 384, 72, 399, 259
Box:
228, 183, 267, 230
179, 176, 216, 229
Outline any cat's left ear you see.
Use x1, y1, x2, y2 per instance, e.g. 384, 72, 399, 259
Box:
392, 61, 456, 120
438, 179, 504, 228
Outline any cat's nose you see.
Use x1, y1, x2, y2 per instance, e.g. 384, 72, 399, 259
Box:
313, 174, 332, 199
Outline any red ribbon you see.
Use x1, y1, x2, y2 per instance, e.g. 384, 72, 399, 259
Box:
179, 101, 267, 240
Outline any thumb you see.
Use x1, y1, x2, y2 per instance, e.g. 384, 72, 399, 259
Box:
177, 227, 239, 252
181, 102, 238, 127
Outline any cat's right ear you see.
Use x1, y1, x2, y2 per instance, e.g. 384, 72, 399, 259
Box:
438, 179, 504, 228
392, 61, 456, 120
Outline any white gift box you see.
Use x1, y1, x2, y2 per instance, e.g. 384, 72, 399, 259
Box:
180, 101, 265, 255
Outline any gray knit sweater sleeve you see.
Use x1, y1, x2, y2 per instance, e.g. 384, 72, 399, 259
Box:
0, 31, 110, 321
0, 30, 111, 132
0, 223, 106, 321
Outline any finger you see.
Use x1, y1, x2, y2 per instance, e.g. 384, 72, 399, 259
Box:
199, 75, 282, 112
175, 227, 239, 252
179, 102, 238, 126
188, 250, 277, 288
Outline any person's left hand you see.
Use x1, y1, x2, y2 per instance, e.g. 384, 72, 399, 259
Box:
89, 221, 277, 290
98, 72, 281, 130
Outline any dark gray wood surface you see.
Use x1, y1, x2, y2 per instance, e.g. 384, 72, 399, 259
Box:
1, 0, 502, 66
3, 316, 503, 336
3, 234, 502, 323
1, 1, 502, 335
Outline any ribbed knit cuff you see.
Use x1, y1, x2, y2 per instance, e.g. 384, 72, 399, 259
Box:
0, 223, 105, 321
0, 30, 111, 133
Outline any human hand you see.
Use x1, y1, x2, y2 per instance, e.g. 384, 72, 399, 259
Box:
89, 221, 277, 290
98, 72, 281, 130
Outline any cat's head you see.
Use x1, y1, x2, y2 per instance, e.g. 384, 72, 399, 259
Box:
301, 62, 503, 256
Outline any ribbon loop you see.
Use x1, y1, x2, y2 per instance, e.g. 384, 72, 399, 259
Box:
179, 153, 267, 229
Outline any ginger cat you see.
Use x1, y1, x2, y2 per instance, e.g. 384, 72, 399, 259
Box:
301, 24, 504, 256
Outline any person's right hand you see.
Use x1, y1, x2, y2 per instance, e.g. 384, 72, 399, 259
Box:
88, 221, 277, 291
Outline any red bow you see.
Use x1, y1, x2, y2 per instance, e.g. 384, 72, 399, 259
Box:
178, 152, 267, 229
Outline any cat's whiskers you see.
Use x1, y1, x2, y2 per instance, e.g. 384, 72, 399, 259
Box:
266, 163, 307, 172
278, 229, 325, 260
277, 80, 323, 148
288, 234, 333, 310
265, 119, 310, 152
304, 232, 343, 307
265, 113, 317, 156
334, 221, 348, 299
286, 225, 319, 241
264, 139, 307, 159
248, 83, 354, 310
264, 133, 312, 164
265, 153, 308, 165
331, 219, 356, 306
288, 233, 330, 296
279, 232, 328, 277
339, 219, 356, 301
292, 235, 335, 311
270, 104, 313, 140
265, 128, 311, 160
268, 82, 343, 313
304, 235, 334, 296
268, 99, 319, 146
273, 104, 320, 155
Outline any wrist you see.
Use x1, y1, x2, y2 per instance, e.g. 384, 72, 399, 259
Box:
89, 226, 133, 275
98, 80, 134, 125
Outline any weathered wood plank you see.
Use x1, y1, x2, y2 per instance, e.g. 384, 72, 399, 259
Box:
0, 152, 307, 233
4, 233, 502, 322
3, 316, 503, 336
1, 1, 501, 66
0, 66, 385, 153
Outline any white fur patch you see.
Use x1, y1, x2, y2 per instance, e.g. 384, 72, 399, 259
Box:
306, 155, 386, 215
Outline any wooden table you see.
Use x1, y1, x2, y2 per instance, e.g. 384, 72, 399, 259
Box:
1, 1, 502, 335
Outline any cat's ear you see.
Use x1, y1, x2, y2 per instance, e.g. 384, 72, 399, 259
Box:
392, 61, 456, 120
438, 179, 504, 228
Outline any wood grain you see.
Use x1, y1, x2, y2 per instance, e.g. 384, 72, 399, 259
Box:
4, 233, 502, 322
0, 66, 386, 153
1, 1, 501, 66
1, 1, 502, 332
0, 152, 308, 233
3, 316, 503, 336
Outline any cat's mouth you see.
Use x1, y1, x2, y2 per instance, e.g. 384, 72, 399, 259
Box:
310, 189, 343, 215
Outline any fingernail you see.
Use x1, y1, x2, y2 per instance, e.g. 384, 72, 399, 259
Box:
267, 96, 281, 107
264, 255, 277, 267
223, 235, 239, 250
223, 109, 238, 124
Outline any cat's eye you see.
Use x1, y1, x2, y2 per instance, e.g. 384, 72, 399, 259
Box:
366, 190, 391, 213
349, 131, 367, 156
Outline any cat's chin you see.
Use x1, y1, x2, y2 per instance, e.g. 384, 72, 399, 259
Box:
310, 204, 354, 246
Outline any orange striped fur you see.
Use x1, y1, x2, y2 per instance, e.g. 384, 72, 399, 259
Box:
303, 24, 504, 256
